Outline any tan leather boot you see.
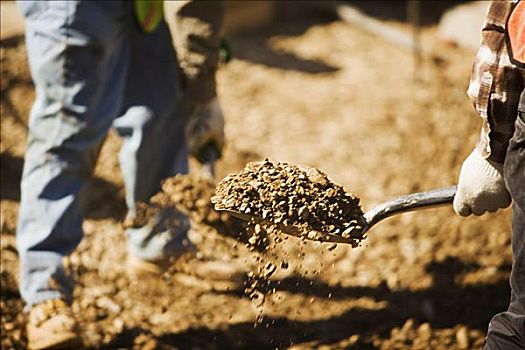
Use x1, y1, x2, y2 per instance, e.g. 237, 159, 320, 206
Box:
127, 252, 248, 291
27, 299, 82, 350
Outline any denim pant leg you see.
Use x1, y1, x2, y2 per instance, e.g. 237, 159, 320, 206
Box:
16, 1, 131, 308
484, 115, 525, 349
113, 21, 190, 262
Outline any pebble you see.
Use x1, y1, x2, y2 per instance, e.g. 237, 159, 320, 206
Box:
456, 326, 470, 349
418, 322, 432, 342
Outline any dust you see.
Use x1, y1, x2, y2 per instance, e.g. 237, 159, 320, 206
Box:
123, 174, 250, 246
161, 175, 219, 224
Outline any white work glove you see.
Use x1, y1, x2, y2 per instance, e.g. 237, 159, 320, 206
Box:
453, 149, 511, 216
185, 97, 225, 162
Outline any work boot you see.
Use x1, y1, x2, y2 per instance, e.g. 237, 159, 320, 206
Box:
27, 299, 82, 350
128, 242, 248, 291
127, 253, 181, 277
126, 235, 196, 278
170, 257, 249, 291
126, 206, 248, 290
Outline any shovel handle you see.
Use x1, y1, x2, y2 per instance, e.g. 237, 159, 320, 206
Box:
363, 186, 457, 232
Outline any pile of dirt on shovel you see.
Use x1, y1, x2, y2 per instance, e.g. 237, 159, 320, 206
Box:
212, 159, 366, 246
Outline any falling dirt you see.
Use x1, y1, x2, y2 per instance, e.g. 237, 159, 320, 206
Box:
135, 173, 300, 326
1, 5, 514, 350
159, 175, 248, 243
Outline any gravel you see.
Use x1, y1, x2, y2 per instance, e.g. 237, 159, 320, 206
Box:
212, 159, 366, 245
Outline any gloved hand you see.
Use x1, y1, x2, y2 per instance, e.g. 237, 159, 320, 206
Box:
185, 97, 225, 163
453, 149, 511, 216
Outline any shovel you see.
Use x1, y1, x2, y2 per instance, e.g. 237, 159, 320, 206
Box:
216, 186, 457, 245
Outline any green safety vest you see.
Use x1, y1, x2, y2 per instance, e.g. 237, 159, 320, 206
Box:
134, 0, 164, 33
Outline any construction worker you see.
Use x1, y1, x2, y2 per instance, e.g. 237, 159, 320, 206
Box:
15, 1, 226, 349
453, 1, 524, 348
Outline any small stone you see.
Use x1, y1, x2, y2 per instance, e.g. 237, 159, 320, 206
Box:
418, 322, 432, 341
456, 325, 469, 349
141, 338, 158, 350
96, 296, 121, 314
248, 235, 258, 245
112, 318, 124, 333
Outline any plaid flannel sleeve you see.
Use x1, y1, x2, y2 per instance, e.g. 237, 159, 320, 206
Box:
467, 0, 525, 164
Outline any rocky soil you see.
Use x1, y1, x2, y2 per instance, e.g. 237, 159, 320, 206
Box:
1, 6, 513, 350
213, 160, 365, 245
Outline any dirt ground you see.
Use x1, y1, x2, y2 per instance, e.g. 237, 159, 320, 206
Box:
1, 6, 514, 350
